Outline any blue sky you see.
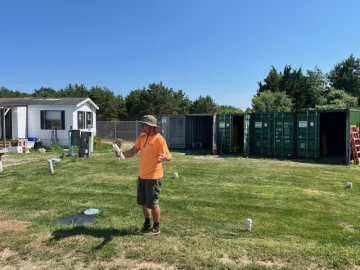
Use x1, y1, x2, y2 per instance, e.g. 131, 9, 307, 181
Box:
1, 0, 360, 110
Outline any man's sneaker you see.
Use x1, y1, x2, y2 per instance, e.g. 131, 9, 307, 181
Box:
140, 223, 153, 234
150, 226, 161, 235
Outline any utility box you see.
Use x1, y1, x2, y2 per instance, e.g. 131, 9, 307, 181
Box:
79, 131, 91, 157
71, 130, 81, 146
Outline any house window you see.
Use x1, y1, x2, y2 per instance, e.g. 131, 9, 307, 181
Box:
40, 110, 65, 130
78, 111, 93, 129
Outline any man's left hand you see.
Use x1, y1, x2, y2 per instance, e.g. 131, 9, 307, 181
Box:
158, 152, 170, 163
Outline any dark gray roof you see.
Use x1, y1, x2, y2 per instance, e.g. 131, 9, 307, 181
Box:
0, 98, 90, 106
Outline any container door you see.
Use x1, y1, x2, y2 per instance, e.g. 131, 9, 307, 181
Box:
297, 111, 320, 159
274, 113, 295, 158
169, 116, 185, 148
217, 114, 233, 154
349, 110, 360, 163
212, 114, 217, 154
161, 116, 169, 144
252, 113, 274, 157
243, 114, 250, 155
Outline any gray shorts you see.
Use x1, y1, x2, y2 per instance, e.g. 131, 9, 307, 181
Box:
137, 177, 163, 209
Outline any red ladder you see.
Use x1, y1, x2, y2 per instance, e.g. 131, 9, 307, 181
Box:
350, 125, 360, 165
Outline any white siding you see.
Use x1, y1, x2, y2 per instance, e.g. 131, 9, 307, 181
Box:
73, 103, 97, 133
28, 105, 74, 147
0, 106, 27, 139
0, 100, 98, 150
12, 106, 27, 139
73, 103, 97, 152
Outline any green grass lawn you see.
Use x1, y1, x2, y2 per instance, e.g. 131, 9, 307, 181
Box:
0, 146, 360, 270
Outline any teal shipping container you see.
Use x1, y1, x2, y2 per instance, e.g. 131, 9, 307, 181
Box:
161, 114, 217, 153
251, 112, 295, 158
185, 114, 216, 151
216, 114, 250, 154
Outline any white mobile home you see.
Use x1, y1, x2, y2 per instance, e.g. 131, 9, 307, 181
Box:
0, 98, 99, 150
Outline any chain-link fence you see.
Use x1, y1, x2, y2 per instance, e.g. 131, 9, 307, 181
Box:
96, 121, 141, 141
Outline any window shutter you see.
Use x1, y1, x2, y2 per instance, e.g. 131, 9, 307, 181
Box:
61, 111, 65, 130
40, 111, 45, 129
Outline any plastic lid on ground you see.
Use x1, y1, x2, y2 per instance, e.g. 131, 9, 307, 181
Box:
84, 208, 100, 215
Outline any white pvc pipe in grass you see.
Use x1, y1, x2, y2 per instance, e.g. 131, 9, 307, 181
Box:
48, 159, 54, 174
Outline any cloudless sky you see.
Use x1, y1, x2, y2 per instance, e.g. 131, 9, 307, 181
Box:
1, 0, 360, 110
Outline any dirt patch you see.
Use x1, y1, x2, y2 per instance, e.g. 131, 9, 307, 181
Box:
194, 155, 225, 161
303, 189, 324, 196
0, 220, 31, 233
303, 189, 336, 197
0, 211, 9, 219
27, 210, 58, 219
0, 248, 18, 261
77, 173, 135, 182
3, 157, 40, 167
0, 251, 177, 270
222, 183, 241, 188
219, 253, 237, 266
337, 219, 355, 232
256, 260, 279, 267
94, 257, 177, 270
13, 233, 176, 270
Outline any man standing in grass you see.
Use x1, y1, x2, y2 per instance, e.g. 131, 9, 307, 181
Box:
116, 115, 171, 235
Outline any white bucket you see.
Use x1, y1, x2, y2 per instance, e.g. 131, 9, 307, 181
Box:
25, 141, 35, 148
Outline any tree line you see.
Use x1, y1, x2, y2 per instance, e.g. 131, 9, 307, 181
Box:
1, 55, 360, 119
0, 83, 242, 121
251, 54, 360, 112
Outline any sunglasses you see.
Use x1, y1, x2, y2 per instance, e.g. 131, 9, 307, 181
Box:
141, 123, 148, 127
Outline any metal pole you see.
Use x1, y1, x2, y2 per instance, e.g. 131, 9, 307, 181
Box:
136, 121, 138, 140
68, 130, 72, 157
315, 112, 318, 159
212, 114, 216, 155
3, 108, 6, 148
282, 114, 284, 157
114, 121, 117, 140
261, 114, 263, 157
268, 114, 270, 156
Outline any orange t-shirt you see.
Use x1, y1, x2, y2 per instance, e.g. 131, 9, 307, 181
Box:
134, 133, 170, 179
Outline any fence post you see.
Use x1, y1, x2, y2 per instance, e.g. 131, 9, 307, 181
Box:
114, 121, 116, 139
135, 121, 138, 141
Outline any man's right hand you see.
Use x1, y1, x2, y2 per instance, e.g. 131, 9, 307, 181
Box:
115, 150, 125, 160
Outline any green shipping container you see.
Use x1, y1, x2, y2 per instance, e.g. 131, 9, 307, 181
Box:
296, 111, 320, 159
350, 110, 360, 128
251, 113, 295, 158
296, 109, 360, 163
217, 114, 250, 154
